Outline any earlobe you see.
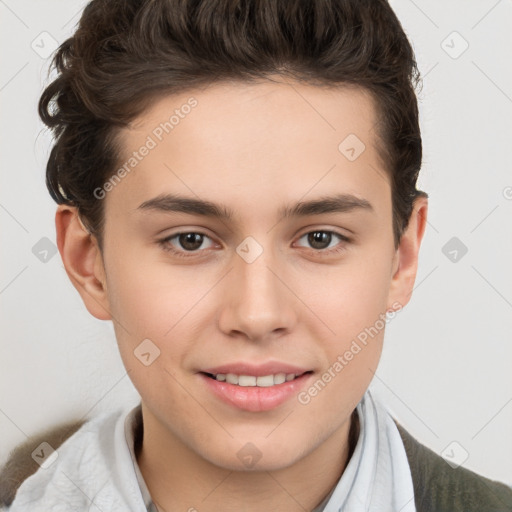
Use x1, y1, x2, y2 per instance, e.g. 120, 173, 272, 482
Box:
55, 205, 112, 321
387, 195, 428, 310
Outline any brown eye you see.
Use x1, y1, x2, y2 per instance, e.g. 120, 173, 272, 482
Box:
296, 230, 350, 252
159, 231, 215, 257
178, 233, 205, 251
307, 231, 333, 250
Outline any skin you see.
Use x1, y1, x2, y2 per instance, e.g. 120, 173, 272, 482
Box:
56, 77, 427, 511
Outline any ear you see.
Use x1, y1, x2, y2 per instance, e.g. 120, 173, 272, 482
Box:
55, 205, 112, 320
387, 195, 428, 310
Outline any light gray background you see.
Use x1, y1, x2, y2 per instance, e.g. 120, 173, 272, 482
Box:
1, 0, 511, 485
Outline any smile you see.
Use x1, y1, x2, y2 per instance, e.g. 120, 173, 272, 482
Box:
200, 371, 314, 412
205, 372, 307, 387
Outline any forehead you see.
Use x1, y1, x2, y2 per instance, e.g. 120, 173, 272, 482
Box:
106, 79, 390, 224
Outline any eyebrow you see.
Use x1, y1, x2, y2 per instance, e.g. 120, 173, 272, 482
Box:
136, 193, 373, 220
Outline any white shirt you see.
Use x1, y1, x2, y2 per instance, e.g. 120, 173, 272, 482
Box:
7, 390, 416, 511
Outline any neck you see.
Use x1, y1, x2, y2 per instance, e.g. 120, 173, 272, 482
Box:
137, 406, 359, 512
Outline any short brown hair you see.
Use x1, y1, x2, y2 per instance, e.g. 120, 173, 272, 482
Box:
39, 0, 425, 250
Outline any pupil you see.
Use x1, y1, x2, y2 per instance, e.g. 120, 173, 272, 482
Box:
309, 231, 331, 249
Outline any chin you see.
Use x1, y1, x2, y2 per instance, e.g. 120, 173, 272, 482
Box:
199, 439, 306, 472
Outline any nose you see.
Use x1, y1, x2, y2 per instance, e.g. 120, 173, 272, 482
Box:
217, 241, 297, 343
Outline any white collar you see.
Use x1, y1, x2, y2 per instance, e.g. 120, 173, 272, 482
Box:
320, 389, 416, 511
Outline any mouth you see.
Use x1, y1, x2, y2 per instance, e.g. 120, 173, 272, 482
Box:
201, 371, 313, 387
199, 368, 315, 412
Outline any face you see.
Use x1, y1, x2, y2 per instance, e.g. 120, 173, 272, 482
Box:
72, 78, 416, 471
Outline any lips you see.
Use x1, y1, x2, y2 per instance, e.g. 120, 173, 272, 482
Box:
198, 362, 314, 412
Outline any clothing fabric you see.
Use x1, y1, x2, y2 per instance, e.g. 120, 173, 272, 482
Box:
395, 421, 512, 511
5, 389, 416, 512
319, 390, 416, 512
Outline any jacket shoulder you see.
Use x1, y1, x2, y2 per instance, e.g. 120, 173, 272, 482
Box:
394, 419, 512, 512
0, 418, 86, 508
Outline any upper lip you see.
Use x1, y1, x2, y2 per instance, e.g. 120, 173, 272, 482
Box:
201, 362, 311, 377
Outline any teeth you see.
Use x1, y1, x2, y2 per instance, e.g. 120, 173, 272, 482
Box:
274, 373, 286, 384
238, 375, 257, 387
256, 375, 275, 387
214, 372, 300, 386
226, 373, 238, 384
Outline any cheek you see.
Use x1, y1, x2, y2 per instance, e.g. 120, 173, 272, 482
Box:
104, 248, 206, 337
102, 251, 198, 389
302, 250, 392, 339
295, 249, 392, 398
104, 257, 195, 406
293, 259, 390, 420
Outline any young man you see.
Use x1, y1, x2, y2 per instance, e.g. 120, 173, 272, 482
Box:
1, 0, 511, 511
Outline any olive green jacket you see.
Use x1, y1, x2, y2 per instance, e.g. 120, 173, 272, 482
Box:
394, 421, 512, 511
1, 418, 511, 511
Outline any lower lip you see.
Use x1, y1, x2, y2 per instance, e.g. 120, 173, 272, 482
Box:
200, 373, 313, 412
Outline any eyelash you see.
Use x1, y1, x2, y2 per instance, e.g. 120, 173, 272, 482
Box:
157, 230, 351, 259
